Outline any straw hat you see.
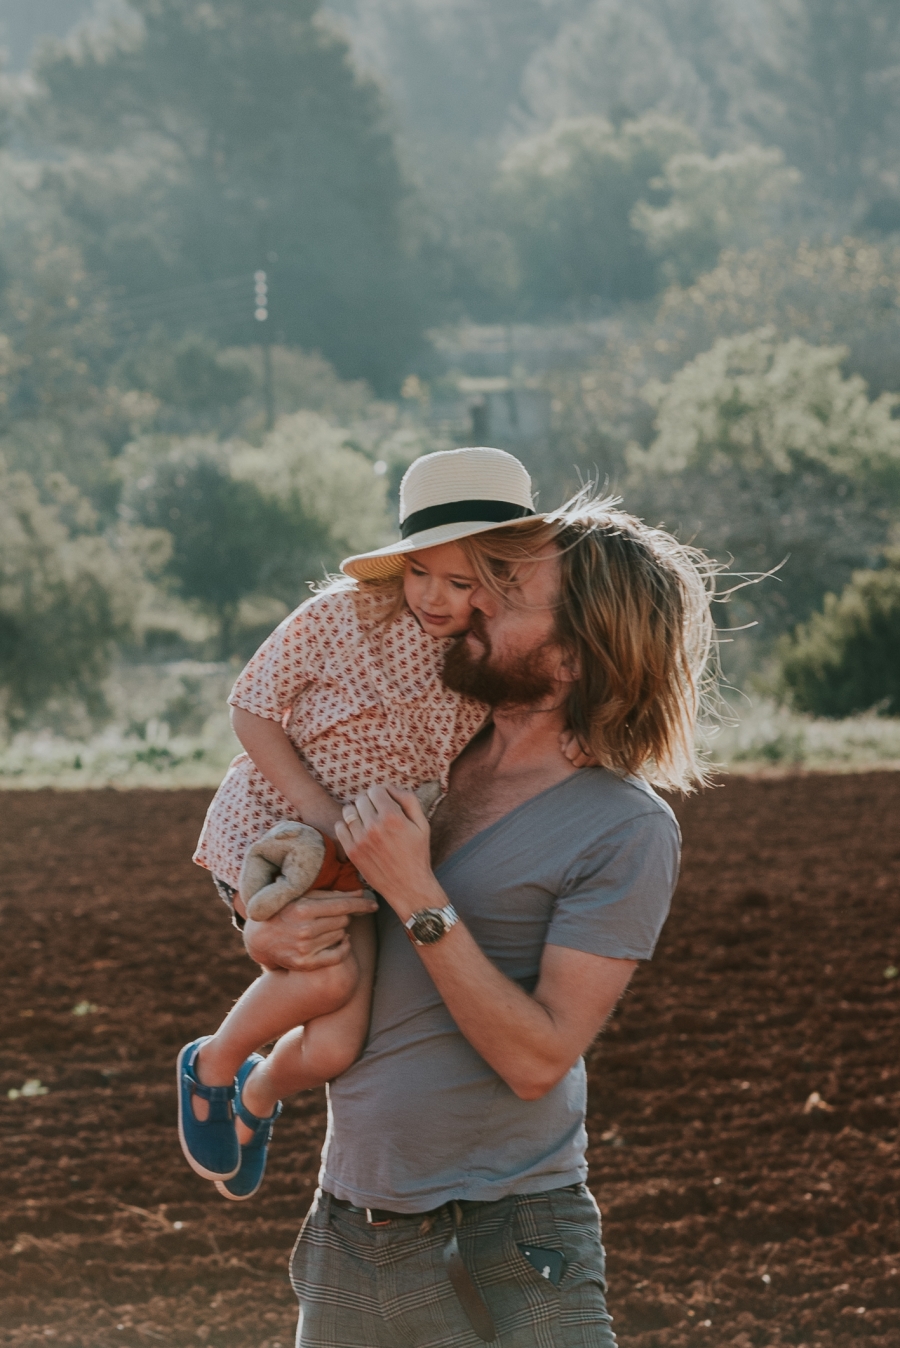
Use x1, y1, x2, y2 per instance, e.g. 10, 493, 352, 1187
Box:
341, 446, 540, 581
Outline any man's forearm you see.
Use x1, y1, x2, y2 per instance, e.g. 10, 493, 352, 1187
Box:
413, 918, 568, 1099
404, 895, 635, 1100
335, 784, 637, 1099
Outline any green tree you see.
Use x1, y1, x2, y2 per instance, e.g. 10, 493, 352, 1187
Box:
779, 553, 900, 716
28, 0, 424, 389
0, 461, 143, 725
121, 442, 311, 656
496, 114, 700, 311
115, 332, 254, 413
648, 237, 900, 398
121, 415, 390, 653
756, 0, 900, 204
627, 329, 900, 635
520, 0, 753, 147
228, 411, 389, 565
631, 145, 801, 285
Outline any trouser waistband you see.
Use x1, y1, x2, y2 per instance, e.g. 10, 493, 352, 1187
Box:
327, 1184, 581, 1228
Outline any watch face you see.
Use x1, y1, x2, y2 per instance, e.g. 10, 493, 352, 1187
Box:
410, 911, 447, 944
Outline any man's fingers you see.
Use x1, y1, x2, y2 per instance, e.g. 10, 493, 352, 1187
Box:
292, 890, 377, 917
381, 783, 427, 826
278, 934, 352, 970
353, 791, 379, 828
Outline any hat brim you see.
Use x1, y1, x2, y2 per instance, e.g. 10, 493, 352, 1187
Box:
341, 514, 546, 582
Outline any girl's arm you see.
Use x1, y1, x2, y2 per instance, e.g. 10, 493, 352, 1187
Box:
231, 706, 345, 840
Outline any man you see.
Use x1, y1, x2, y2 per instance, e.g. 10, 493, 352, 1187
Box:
241, 490, 712, 1346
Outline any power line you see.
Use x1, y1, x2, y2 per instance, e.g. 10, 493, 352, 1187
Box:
96, 274, 257, 334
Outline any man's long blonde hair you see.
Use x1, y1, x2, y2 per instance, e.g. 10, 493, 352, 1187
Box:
461, 492, 716, 793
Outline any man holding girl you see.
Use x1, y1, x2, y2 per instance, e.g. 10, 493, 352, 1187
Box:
182, 447, 713, 1345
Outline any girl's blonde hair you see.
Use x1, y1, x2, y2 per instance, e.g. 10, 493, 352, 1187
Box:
461, 492, 717, 793
313, 570, 406, 621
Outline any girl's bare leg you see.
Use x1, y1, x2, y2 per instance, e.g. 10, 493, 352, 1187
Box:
237, 916, 375, 1140
191, 916, 375, 1135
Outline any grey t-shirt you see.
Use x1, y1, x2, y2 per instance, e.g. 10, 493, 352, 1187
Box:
321, 769, 680, 1212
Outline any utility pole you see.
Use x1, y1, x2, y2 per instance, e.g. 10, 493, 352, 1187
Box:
254, 268, 274, 430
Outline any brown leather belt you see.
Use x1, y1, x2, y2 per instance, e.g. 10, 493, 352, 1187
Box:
328, 1195, 498, 1342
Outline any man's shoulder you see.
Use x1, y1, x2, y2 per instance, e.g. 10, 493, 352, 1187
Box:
557, 768, 679, 832
527, 770, 682, 878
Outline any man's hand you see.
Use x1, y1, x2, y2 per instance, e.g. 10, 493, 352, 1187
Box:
243, 889, 378, 972
335, 785, 442, 923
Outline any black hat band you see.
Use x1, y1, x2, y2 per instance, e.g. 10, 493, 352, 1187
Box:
400, 499, 535, 539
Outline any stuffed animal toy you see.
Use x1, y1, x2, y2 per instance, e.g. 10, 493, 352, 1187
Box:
239, 781, 442, 922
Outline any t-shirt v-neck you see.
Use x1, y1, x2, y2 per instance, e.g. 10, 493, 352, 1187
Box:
321, 768, 680, 1213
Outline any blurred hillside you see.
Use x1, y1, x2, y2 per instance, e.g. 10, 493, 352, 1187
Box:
1, 0, 899, 746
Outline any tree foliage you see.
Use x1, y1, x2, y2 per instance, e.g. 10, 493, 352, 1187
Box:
756, 0, 900, 205
627, 329, 900, 633
116, 333, 254, 412
519, 0, 754, 146
0, 461, 144, 725
650, 238, 900, 398
496, 114, 699, 310
120, 414, 389, 654
228, 411, 389, 564
631, 146, 800, 285
29, 0, 423, 388
779, 553, 900, 716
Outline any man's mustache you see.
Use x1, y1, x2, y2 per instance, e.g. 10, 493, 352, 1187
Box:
466, 610, 490, 651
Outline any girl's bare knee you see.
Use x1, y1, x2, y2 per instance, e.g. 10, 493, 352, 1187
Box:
307, 956, 359, 1015
302, 1022, 366, 1082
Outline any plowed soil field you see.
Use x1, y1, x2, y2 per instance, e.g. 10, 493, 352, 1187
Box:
1, 775, 898, 1348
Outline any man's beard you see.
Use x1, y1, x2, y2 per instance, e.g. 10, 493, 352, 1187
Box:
442, 614, 557, 708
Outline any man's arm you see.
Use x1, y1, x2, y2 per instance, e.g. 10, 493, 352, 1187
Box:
337, 786, 636, 1100
411, 930, 634, 1100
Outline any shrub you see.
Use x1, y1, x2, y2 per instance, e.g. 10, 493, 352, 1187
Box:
626, 329, 900, 635
779, 555, 900, 717
0, 462, 143, 725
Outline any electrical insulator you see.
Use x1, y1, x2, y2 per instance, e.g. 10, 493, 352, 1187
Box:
254, 270, 268, 322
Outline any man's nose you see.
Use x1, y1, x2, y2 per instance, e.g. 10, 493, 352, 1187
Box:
469, 584, 495, 616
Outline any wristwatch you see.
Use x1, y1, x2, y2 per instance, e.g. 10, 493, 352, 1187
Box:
404, 903, 460, 946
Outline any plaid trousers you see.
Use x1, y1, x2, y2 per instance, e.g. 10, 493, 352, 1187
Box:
289, 1185, 618, 1348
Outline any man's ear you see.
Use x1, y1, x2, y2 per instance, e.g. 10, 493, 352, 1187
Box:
557, 650, 580, 684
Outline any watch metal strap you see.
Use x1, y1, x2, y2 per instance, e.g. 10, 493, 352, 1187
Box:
404, 902, 459, 944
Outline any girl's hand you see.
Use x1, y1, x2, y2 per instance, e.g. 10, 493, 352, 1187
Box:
294, 797, 350, 860
559, 729, 598, 769
335, 785, 444, 923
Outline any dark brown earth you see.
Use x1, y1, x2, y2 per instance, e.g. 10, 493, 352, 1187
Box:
1, 775, 898, 1348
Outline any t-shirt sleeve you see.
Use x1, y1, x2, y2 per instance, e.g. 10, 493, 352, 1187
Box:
228, 603, 311, 722
546, 808, 681, 961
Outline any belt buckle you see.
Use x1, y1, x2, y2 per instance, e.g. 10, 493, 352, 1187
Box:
366, 1208, 392, 1227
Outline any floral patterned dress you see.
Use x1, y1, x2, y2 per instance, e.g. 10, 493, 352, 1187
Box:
194, 586, 488, 890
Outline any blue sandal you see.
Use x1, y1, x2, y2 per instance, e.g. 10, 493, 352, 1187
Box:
215, 1054, 282, 1202
177, 1038, 240, 1182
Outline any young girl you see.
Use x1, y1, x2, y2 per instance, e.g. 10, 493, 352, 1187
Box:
178, 447, 541, 1200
